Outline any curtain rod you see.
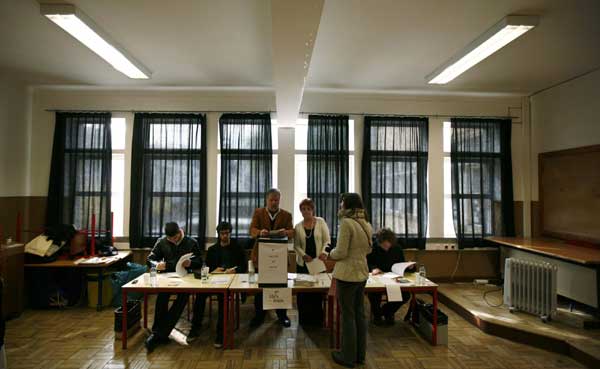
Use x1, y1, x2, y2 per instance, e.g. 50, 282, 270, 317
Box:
44, 109, 520, 121
298, 112, 519, 119
44, 109, 276, 113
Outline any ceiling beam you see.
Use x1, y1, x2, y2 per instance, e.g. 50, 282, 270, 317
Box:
271, 0, 324, 126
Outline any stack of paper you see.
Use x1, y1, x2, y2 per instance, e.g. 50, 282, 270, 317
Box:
294, 274, 317, 286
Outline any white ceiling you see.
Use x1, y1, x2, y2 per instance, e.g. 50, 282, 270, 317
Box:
1, 0, 599, 95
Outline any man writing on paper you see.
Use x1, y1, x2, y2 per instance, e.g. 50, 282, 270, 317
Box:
249, 188, 294, 328
145, 222, 203, 352
367, 228, 412, 326
187, 221, 247, 348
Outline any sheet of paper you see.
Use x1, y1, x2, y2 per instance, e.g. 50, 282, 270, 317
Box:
287, 273, 297, 280
305, 258, 326, 275
209, 276, 231, 285
175, 252, 194, 277
385, 284, 403, 302
381, 272, 399, 279
262, 288, 292, 310
391, 262, 416, 277
258, 242, 288, 284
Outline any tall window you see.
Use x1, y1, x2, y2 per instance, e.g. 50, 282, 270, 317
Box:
450, 118, 514, 248
129, 113, 206, 248
46, 112, 112, 240
294, 119, 354, 224
443, 122, 456, 238
306, 115, 349, 244
111, 117, 126, 237
218, 113, 273, 239
362, 116, 428, 249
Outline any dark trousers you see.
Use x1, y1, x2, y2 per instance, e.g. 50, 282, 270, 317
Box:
192, 294, 224, 341
254, 293, 287, 320
336, 279, 367, 364
368, 292, 409, 319
296, 264, 324, 325
152, 292, 189, 339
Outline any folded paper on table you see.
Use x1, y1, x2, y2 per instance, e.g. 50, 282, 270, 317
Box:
175, 252, 194, 277
390, 262, 416, 277
306, 258, 326, 275
262, 288, 292, 310
209, 276, 231, 285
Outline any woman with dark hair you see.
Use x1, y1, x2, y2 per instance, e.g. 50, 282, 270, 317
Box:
368, 228, 412, 326
323, 193, 372, 368
294, 198, 331, 325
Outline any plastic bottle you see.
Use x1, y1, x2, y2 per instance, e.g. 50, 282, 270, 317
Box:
418, 264, 427, 285
150, 266, 157, 287
248, 260, 256, 283
201, 261, 209, 281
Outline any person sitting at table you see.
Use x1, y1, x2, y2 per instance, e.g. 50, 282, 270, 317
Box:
367, 228, 413, 326
294, 198, 331, 325
145, 222, 203, 353
249, 188, 295, 328
187, 221, 247, 348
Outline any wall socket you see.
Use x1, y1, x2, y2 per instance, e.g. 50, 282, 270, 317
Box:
426, 243, 457, 250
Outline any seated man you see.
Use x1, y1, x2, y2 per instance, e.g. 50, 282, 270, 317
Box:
187, 221, 247, 348
145, 222, 203, 352
249, 188, 294, 328
367, 228, 412, 326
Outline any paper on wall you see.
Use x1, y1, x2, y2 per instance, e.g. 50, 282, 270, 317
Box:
262, 288, 292, 310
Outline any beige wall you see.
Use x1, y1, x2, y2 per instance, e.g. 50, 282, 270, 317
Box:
26, 87, 525, 240
0, 74, 30, 196
530, 69, 600, 201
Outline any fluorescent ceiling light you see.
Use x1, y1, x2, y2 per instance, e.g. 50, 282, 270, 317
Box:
427, 15, 539, 84
40, 3, 151, 79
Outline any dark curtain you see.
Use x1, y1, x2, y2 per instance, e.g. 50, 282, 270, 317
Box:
361, 116, 428, 249
129, 113, 207, 248
450, 118, 515, 248
308, 115, 349, 245
46, 112, 112, 241
219, 113, 272, 239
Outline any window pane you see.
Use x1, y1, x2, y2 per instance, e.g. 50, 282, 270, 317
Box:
294, 154, 308, 223
111, 118, 126, 150
112, 153, 125, 237
148, 123, 202, 150
444, 157, 452, 195
443, 121, 451, 153
444, 196, 456, 238
295, 124, 308, 150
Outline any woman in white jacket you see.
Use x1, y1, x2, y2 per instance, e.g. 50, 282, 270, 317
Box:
294, 198, 331, 325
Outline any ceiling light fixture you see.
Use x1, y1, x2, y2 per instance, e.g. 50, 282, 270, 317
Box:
427, 15, 539, 84
40, 3, 151, 79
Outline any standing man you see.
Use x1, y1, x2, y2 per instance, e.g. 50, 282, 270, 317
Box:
249, 188, 294, 327
187, 221, 247, 348
145, 222, 203, 352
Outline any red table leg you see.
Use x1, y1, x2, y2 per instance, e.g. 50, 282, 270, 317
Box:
410, 292, 417, 325
223, 291, 229, 349
143, 293, 148, 329
121, 289, 128, 349
235, 293, 240, 330
336, 299, 341, 350
432, 289, 438, 345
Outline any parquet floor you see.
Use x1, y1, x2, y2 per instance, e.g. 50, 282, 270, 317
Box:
5, 295, 584, 369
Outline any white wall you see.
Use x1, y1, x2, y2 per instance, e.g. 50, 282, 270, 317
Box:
0, 74, 30, 196
27, 87, 525, 239
530, 69, 600, 201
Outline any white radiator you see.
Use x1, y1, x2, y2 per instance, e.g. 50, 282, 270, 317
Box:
503, 258, 558, 322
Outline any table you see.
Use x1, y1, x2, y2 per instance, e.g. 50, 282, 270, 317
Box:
24, 251, 132, 310
487, 236, 600, 308
330, 273, 439, 348
226, 273, 332, 349
120, 273, 234, 349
